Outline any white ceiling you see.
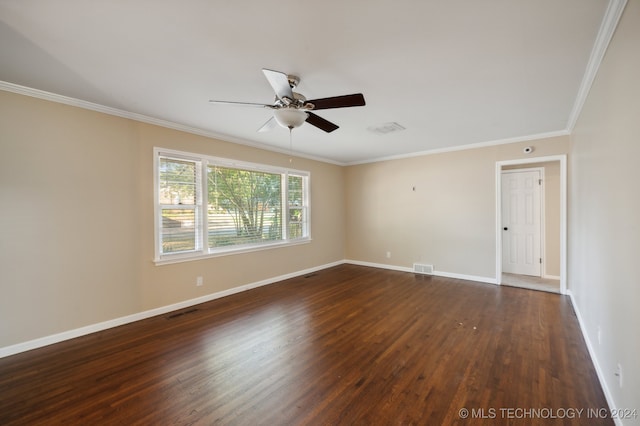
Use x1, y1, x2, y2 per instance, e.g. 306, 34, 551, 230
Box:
0, 0, 612, 164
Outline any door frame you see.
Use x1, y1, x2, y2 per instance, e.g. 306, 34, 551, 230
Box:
495, 155, 567, 294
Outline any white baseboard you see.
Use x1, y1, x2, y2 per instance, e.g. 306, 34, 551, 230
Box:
344, 259, 414, 273
432, 270, 498, 285
567, 290, 622, 426
0, 260, 500, 359
0, 260, 344, 359
543, 274, 561, 280
344, 260, 498, 285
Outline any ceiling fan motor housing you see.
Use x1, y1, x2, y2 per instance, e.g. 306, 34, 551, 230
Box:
210, 69, 365, 133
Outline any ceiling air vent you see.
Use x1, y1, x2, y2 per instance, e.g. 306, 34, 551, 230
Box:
367, 122, 406, 135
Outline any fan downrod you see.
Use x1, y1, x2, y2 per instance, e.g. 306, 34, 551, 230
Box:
287, 75, 300, 89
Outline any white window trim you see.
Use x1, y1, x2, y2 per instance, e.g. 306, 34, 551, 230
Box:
154, 147, 311, 265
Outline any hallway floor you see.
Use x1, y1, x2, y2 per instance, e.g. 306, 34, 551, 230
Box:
501, 273, 561, 293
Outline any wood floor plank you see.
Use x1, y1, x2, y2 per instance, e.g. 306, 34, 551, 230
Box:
0, 265, 612, 425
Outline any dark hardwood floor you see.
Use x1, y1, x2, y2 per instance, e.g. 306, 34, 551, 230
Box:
0, 265, 612, 425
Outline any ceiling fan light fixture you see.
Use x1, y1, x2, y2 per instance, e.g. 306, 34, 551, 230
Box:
274, 108, 308, 129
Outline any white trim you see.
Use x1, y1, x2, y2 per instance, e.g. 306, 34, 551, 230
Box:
543, 274, 561, 281
0, 81, 344, 166
567, 291, 623, 426
566, 0, 628, 131
495, 155, 567, 294
154, 238, 312, 266
153, 150, 162, 260
344, 260, 497, 285
0, 258, 541, 358
539, 168, 547, 278
345, 259, 414, 273
430, 270, 498, 285
0, 81, 572, 168
345, 130, 569, 166
0, 0, 627, 170
0, 260, 343, 359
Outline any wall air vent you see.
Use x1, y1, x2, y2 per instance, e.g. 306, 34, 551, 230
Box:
413, 263, 434, 275
367, 122, 406, 135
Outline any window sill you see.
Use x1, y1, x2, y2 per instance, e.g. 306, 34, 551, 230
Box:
154, 238, 312, 266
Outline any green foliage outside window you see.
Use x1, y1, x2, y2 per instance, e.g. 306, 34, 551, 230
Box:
157, 152, 308, 258
207, 166, 282, 247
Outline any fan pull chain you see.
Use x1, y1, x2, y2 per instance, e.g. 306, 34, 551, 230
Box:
289, 126, 293, 163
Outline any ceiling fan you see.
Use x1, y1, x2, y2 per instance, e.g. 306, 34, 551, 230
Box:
209, 69, 366, 133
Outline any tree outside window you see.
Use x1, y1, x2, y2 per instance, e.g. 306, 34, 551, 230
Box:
155, 149, 309, 262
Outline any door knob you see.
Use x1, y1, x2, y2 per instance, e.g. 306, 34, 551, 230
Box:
503, 227, 508, 231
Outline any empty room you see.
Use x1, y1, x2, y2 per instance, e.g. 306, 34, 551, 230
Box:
1, 1, 638, 425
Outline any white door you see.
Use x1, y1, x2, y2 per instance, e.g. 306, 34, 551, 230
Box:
501, 170, 542, 276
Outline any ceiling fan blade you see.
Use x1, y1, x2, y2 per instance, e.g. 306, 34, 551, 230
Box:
306, 93, 365, 110
257, 117, 277, 132
305, 112, 339, 133
262, 69, 293, 101
209, 100, 271, 108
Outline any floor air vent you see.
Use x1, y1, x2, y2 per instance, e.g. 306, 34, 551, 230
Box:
413, 263, 434, 275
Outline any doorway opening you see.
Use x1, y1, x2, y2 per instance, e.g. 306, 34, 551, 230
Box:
496, 155, 566, 294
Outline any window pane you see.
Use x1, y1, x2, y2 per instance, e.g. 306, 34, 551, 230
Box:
207, 166, 282, 248
288, 175, 303, 207
288, 207, 305, 239
159, 158, 196, 205
288, 175, 307, 239
161, 208, 196, 253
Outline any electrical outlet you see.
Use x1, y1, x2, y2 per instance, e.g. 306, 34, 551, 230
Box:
597, 326, 602, 345
386, 251, 391, 258
196, 276, 203, 287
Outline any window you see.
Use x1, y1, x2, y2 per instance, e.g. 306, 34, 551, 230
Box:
154, 148, 310, 263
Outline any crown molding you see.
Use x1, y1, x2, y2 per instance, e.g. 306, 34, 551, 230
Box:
3, 0, 626, 173
566, 0, 628, 131
1, 79, 569, 167
0, 81, 344, 166
345, 130, 570, 166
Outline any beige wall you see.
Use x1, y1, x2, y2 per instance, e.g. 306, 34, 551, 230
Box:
0, 91, 346, 347
345, 137, 569, 279
569, 1, 640, 416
